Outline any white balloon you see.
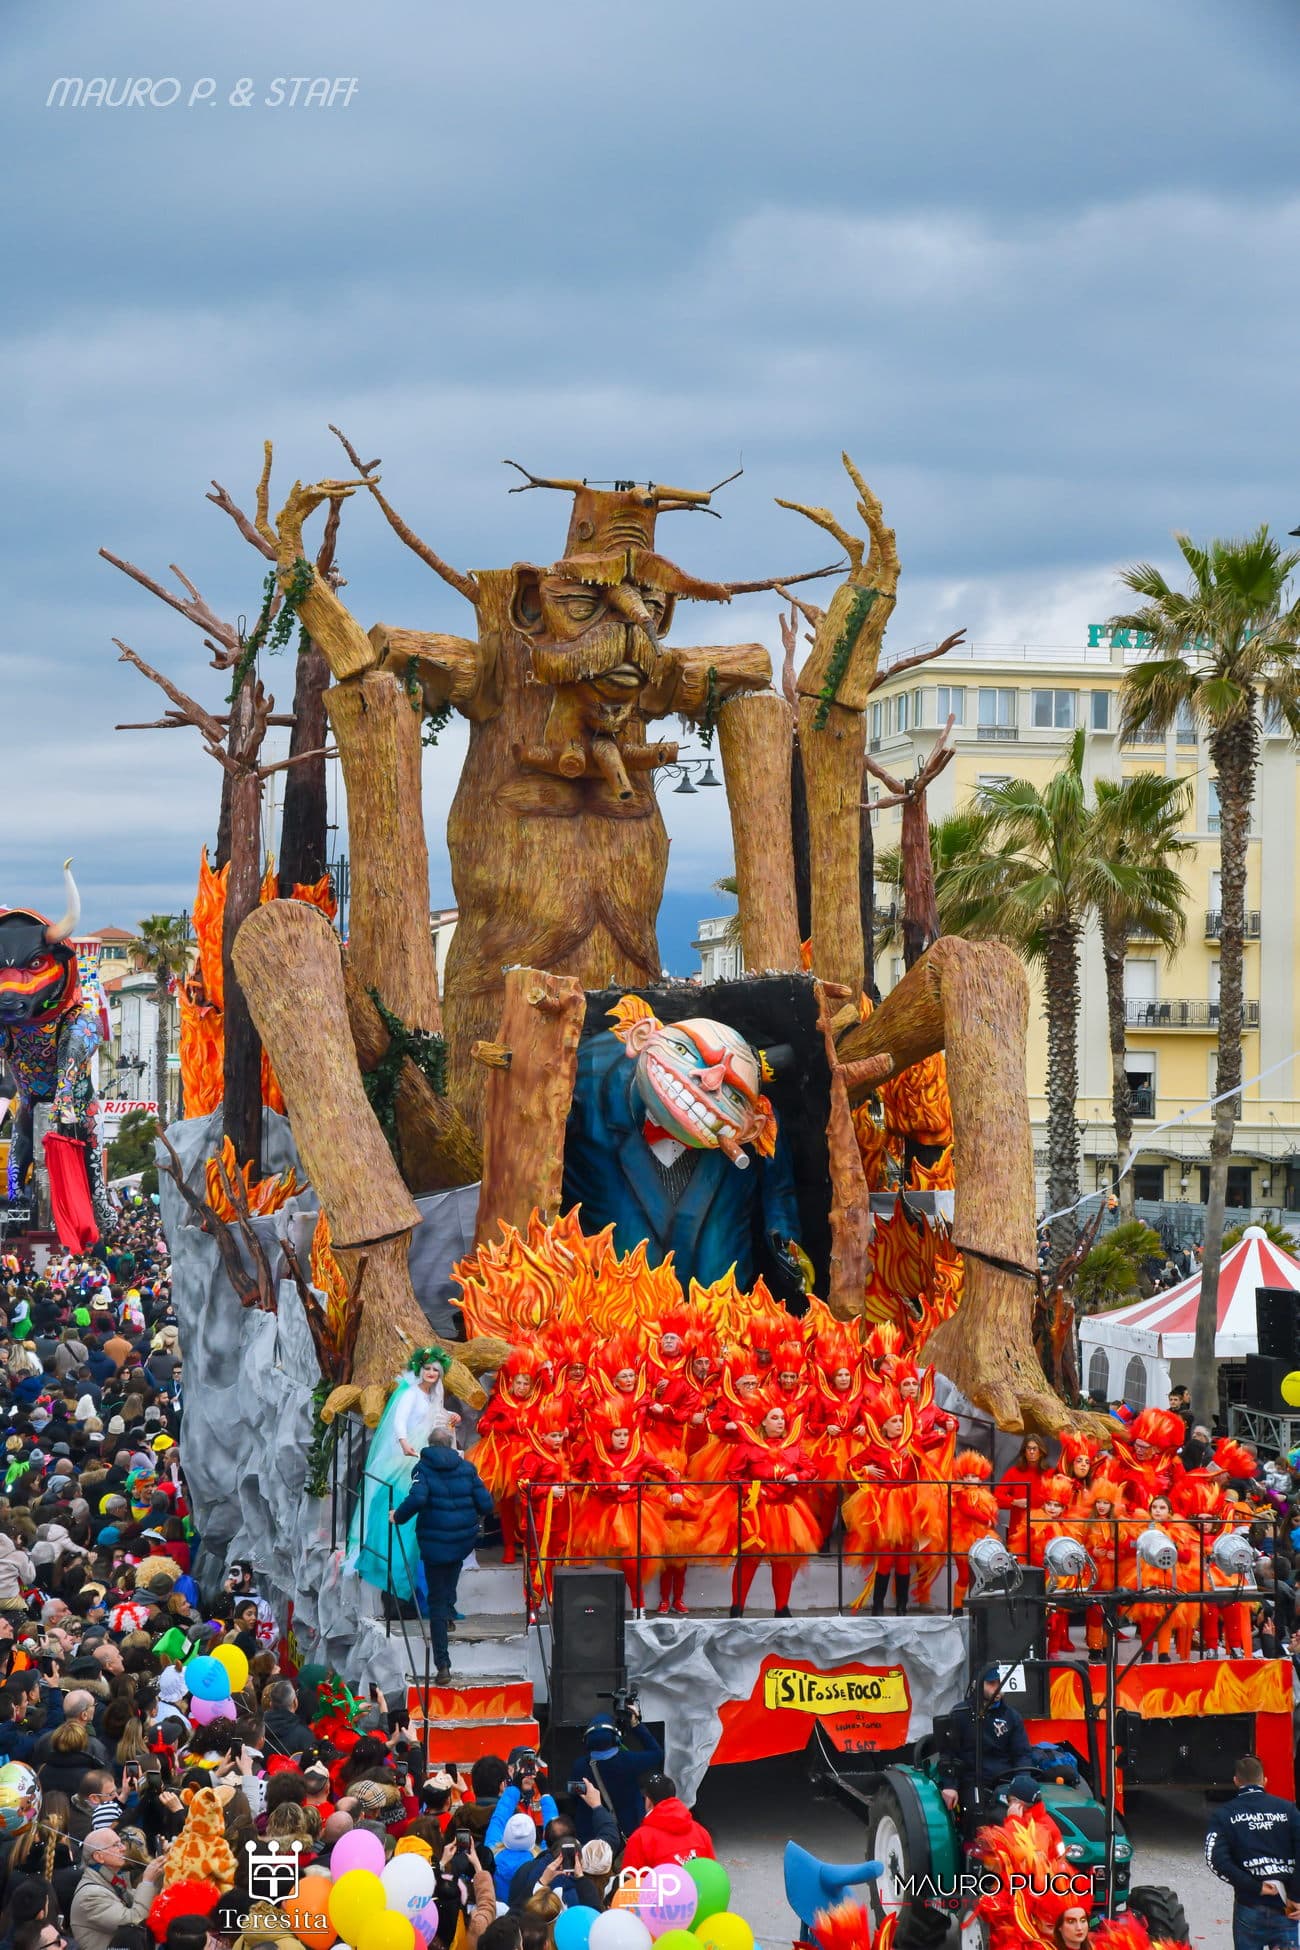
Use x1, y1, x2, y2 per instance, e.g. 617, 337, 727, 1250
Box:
381, 1855, 437, 1914
589, 1912, 654, 1950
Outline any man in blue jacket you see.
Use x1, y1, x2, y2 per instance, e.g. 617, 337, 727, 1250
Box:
391, 1429, 494, 1686
1207, 1753, 1300, 1949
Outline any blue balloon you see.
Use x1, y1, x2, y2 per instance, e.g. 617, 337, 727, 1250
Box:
186, 1654, 232, 1702
554, 1907, 599, 1950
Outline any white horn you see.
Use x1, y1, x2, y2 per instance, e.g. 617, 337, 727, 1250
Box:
45, 859, 80, 943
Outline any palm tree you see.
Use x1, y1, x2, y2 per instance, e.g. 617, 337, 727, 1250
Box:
130, 915, 191, 1126
712, 875, 743, 957
936, 730, 1152, 1270
1091, 772, 1192, 1220
1113, 525, 1300, 1424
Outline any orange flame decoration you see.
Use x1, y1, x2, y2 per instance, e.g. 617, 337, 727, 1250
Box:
810, 1900, 876, 1950
455, 1213, 809, 1353
310, 1209, 352, 1347
179, 848, 338, 1118
203, 1136, 300, 1222
1049, 1659, 1289, 1724
879, 1051, 954, 1149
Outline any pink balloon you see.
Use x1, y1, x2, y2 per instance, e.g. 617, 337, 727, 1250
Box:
411, 1903, 439, 1940
635, 1866, 697, 1939
189, 1696, 236, 1725
330, 1829, 387, 1879
413, 1932, 429, 1950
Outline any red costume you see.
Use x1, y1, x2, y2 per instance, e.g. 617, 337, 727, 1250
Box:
471, 1345, 550, 1564
570, 1401, 668, 1607
843, 1391, 929, 1615
701, 1413, 822, 1615
995, 1438, 1050, 1561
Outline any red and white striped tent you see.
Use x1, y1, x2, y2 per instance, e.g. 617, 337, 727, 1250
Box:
1078, 1225, 1300, 1405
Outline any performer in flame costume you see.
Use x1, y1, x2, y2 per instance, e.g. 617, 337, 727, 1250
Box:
697, 1403, 822, 1617
996, 1433, 1050, 1562
470, 1344, 549, 1565
570, 1398, 671, 1608
843, 1390, 927, 1615
514, 1397, 574, 1618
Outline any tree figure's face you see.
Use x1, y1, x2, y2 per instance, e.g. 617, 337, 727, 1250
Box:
631, 1016, 766, 1160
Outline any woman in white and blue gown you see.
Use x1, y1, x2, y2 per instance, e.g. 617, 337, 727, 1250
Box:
348, 1346, 457, 1603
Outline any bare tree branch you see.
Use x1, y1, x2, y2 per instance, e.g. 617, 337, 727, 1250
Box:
867, 629, 967, 693
331, 424, 480, 604
113, 640, 232, 760
257, 744, 339, 778
99, 548, 240, 652
207, 479, 277, 561
720, 560, 844, 596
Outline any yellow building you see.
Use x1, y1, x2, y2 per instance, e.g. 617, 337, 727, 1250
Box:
868, 629, 1300, 1233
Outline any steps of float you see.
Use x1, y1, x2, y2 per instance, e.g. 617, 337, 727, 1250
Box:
406, 1678, 539, 1762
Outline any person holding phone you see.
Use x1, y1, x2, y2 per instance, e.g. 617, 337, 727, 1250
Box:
485, 1759, 559, 1899
506, 1812, 617, 1912
434, 1836, 498, 1950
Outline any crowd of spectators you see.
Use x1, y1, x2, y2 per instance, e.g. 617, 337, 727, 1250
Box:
0, 1205, 721, 1950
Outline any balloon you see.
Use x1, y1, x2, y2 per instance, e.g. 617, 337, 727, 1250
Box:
380, 1856, 437, 1917
356, 1915, 416, 1950
589, 1912, 653, 1950
554, 1907, 600, 1950
693, 1918, 753, 1950
685, 1861, 731, 1929
186, 1655, 231, 1702
653, 1937, 700, 1950
0, 1763, 39, 1838
410, 1903, 440, 1943
630, 1865, 697, 1939
330, 1829, 387, 1879
188, 1696, 236, 1726
1282, 1371, 1300, 1408
328, 1872, 387, 1944
280, 1883, 338, 1950
212, 1643, 250, 1693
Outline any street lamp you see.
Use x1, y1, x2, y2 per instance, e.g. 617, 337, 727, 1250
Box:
655, 755, 723, 795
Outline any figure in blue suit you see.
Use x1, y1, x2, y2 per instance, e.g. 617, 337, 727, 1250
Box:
562, 1004, 803, 1293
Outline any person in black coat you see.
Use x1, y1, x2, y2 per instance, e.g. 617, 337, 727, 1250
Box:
391, 1430, 494, 1686
938, 1670, 1034, 1810
1207, 1753, 1300, 1946
570, 1710, 665, 1844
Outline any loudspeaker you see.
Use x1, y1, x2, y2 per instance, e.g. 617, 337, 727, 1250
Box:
1245, 1351, 1295, 1413
1255, 1287, 1300, 1364
1117, 1708, 1252, 1789
968, 1568, 1047, 1716
550, 1568, 626, 1727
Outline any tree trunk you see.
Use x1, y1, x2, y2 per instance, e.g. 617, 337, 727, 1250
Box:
715, 691, 801, 972
278, 639, 330, 895
834, 935, 1073, 1433
791, 735, 812, 945
1043, 922, 1082, 1274
900, 796, 940, 971
859, 768, 877, 996
472, 968, 585, 1248
222, 683, 263, 1172
798, 696, 869, 992
154, 973, 171, 1127
1192, 725, 1256, 1426
341, 957, 483, 1194
1102, 920, 1135, 1224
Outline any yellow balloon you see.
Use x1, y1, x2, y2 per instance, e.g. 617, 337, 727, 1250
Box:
328, 1872, 387, 1944
1281, 1371, 1300, 1408
694, 1917, 754, 1950
356, 1916, 415, 1950
212, 1643, 250, 1692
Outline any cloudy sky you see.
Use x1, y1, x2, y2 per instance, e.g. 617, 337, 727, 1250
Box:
3, 0, 1297, 970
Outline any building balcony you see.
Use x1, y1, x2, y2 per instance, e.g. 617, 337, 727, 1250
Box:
1205, 909, 1261, 939
976, 724, 1018, 742
1122, 729, 1166, 747
1123, 998, 1259, 1031
1130, 1085, 1156, 1118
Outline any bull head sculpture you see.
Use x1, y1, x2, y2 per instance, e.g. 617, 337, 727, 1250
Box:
0, 861, 82, 1027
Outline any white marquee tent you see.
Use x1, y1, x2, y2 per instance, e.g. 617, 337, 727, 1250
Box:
1078, 1225, 1300, 1408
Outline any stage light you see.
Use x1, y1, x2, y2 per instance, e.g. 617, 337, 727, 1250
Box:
968, 1535, 1023, 1597
1134, 1526, 1179, 1583
1210, 1531, 1256, 1583
1044, 1535, 1097, 1592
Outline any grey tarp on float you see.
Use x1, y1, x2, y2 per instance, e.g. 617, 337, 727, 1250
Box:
625, 1613, 969, 1804
407, 1183, 480, 1338
157, 1108, 456, 1696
